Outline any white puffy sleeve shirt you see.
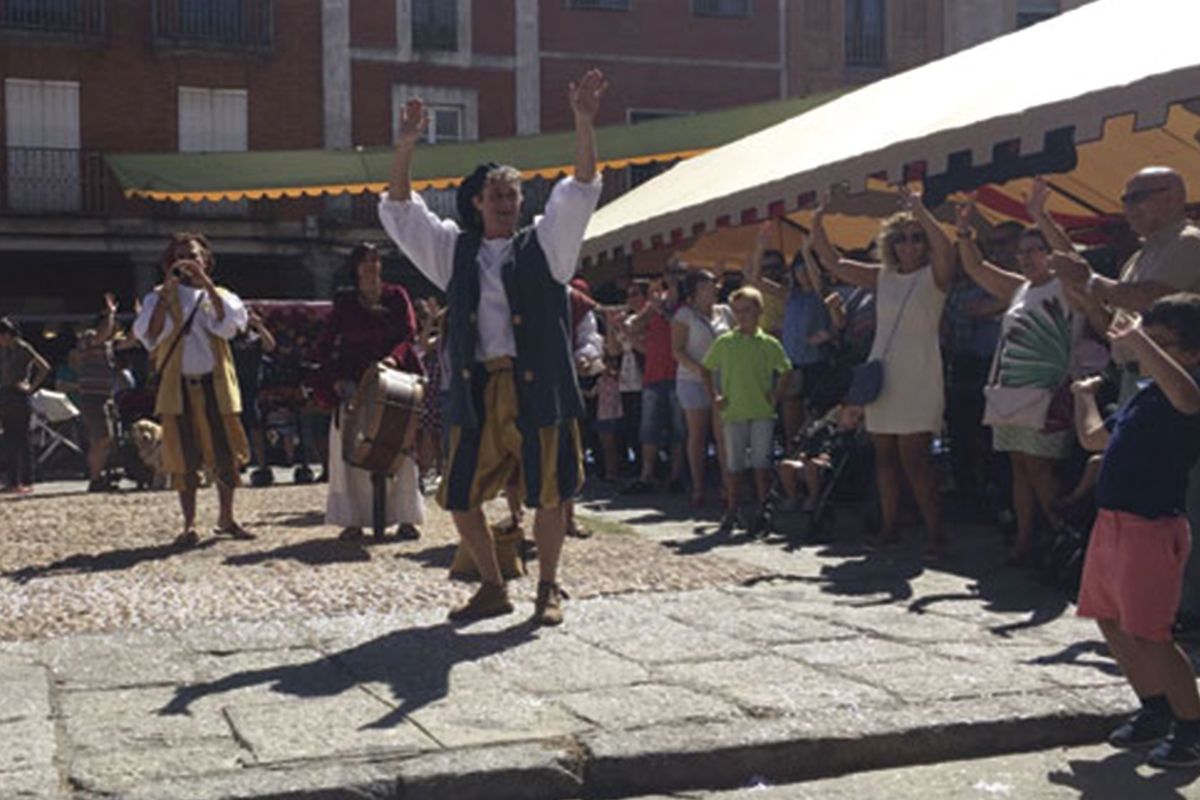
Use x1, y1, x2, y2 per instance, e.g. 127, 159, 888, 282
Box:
378, 175, 602, 361
133, 285, 247, 376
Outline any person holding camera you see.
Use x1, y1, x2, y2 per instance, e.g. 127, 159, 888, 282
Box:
132, 233, 254, 546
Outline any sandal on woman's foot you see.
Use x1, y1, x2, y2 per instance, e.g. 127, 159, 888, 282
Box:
214, 523, 256, 541
566, 519, 593, 539
395, 523, 421, 541
338, 527, 364, 542
174, 529, 200, 548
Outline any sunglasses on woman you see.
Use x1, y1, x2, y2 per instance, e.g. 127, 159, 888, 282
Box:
895, 232, 927, 245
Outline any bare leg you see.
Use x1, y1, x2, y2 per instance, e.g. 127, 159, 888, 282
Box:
1025, 453, 1064, 530
803, 461, 822, 505
1099, 619, 1169, 699
600, 431, 619, 480
684, 407, 711, 501
216, 480, 238, 530
87, 436, 111, 481
753, 468, 771, 505
533, 504, 566, 584
872, 434, 901, 543
452, 509, 503, 585
1142, 638, 1200, 720
897, 433, 943, 552
638, 443, 658, 483
711, 414, 729, 494
778, 462, 801, 499
178, 485, 198, 533
251, 427, 268, 468
782, 394, 805, 447
722, 469, 738, 513
1010, 453, 1037, 557
669, 443, 685, 484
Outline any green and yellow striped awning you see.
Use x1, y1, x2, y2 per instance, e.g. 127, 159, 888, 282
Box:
105, 92, 842, 203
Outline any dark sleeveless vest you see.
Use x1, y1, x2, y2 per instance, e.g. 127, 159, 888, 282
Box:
445, 227, 584, 430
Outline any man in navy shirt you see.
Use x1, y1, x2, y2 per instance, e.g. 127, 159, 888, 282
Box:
1072, 292, 1200, 769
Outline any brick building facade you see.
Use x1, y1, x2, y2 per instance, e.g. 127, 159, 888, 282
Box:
1, 0, 1087, 317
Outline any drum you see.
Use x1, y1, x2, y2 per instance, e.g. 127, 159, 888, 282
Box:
341, 362, 425, 474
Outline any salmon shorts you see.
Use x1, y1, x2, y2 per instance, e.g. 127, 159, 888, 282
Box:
1076, 509, 1191, 643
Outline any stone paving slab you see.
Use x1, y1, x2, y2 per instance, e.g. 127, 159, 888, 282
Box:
0, 492, 1153, 799
0, 579, 1135, 800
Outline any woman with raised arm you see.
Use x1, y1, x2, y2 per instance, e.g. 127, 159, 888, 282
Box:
745, 223, 833, 442
671, 269, 734, 511
810, 187, 954, 556
955, 187, 1090, 564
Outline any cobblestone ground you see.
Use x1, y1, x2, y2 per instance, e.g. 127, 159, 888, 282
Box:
0, 485, 769, 641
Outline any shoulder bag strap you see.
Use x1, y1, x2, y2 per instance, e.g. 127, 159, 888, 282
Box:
876, 272, 921, 359
152, 295, 203, 378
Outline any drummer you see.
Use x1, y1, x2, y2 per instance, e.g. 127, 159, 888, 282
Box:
312, 243, 425, 541
378, 69, 606, 625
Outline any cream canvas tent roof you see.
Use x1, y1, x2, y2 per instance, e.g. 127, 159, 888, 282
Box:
581, 0, 1200, 264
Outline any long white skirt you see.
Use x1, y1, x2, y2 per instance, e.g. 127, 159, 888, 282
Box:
325, 411, 424, 528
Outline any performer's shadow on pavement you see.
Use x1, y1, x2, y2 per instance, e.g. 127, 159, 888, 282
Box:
1047, 749, 1200, 798
158, 620, 539, 729
223, 537, 371, 567
4, 539, 218, 583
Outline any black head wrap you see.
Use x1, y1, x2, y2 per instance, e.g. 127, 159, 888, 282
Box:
456, 162, 499, 232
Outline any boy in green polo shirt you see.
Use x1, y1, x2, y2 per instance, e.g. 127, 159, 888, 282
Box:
702, 287, 791, 536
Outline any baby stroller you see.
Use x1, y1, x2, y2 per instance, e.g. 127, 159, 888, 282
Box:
773, 406, 874, 546
112, 386, 158, 489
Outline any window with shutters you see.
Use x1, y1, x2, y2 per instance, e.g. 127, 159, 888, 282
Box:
4, 79, 82, 213
412, 0, 457, 51
844, 0, 885, 68
178, 87, 248, 215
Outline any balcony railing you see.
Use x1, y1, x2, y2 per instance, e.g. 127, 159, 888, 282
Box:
0, 0, 105, 37
1, 147, 111, 215
845, 30, 884, 68
692, 0, 751, 18
152, 0, 273, 52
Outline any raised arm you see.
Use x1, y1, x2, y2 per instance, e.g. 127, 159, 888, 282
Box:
745, 222, 785, 296
1025, 177, 1074, 253
953, 199, 1024, 303
1071, 375, 1110, 451
568, 69, 605, 183
810, 202, 880, 290
96, 292, 118, 342
1109, 314, 1200, 415
900, 184, 953, 291
800, 239, 824, 297
388, 98, 427, 200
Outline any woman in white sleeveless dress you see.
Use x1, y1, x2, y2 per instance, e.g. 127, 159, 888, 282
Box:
811, 187, 955, 556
